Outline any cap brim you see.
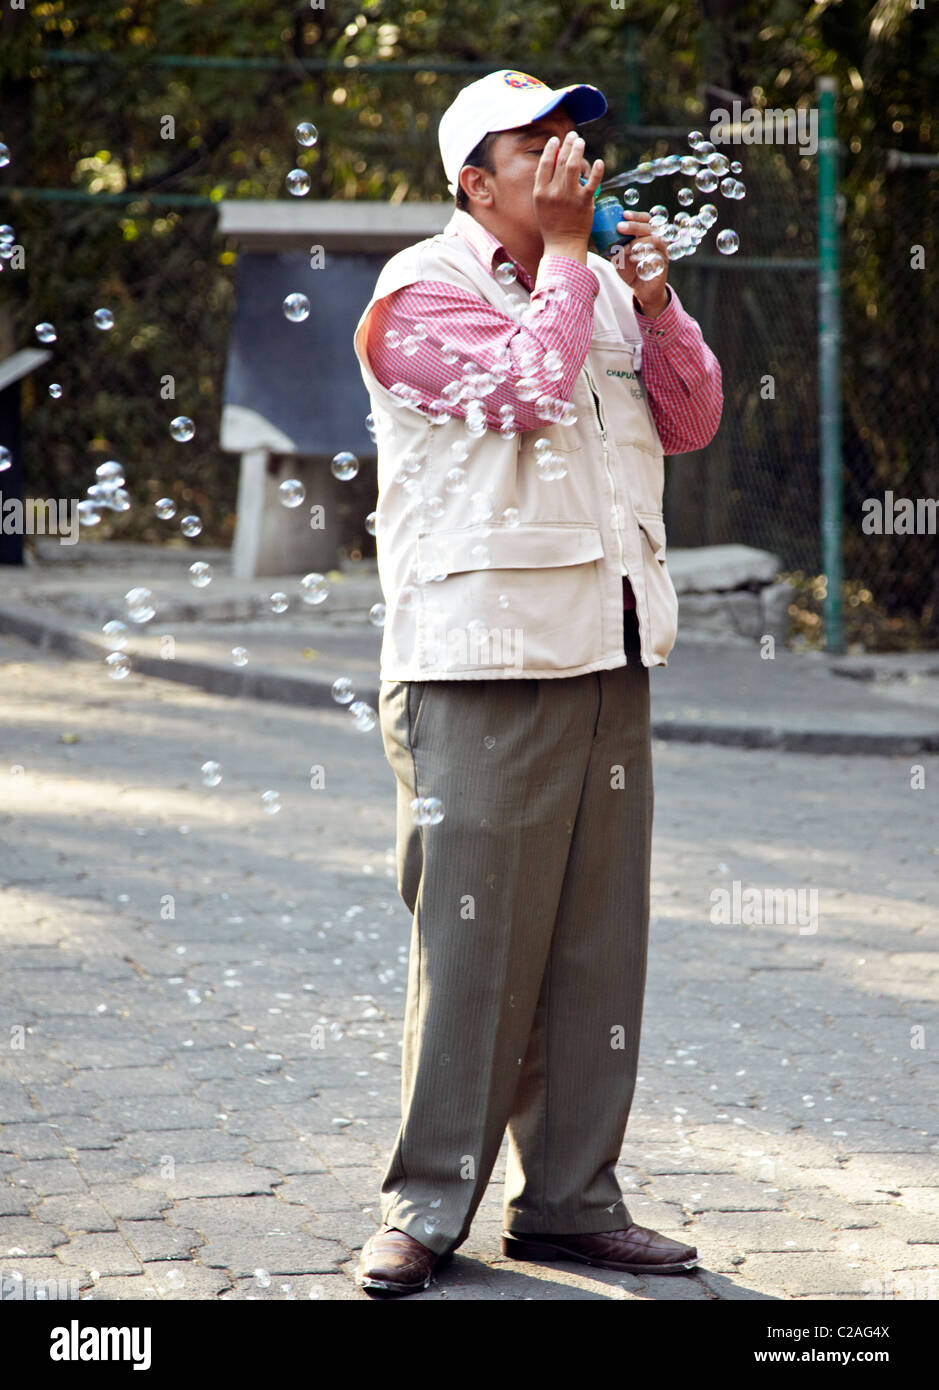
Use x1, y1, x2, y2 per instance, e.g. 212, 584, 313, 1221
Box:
534, 84, 607, 125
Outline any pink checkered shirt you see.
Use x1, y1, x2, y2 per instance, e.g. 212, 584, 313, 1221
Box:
365, 208, 723, 610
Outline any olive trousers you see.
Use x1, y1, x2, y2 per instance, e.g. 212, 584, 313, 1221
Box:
375, 609, 653, 1256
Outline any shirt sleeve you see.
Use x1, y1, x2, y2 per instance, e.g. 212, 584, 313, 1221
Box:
632, 285, 723, 455
365, 257, 600, 433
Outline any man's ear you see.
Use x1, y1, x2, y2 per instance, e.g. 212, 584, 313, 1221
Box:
459, 164, 493, 207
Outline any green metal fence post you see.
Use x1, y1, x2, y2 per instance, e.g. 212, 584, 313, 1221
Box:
817, 75, 844, 652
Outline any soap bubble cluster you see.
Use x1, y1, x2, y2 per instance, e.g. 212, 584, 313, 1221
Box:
599, 129, 744, 259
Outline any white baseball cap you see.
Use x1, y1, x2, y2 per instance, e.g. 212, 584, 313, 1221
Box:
438, 68, 608, 196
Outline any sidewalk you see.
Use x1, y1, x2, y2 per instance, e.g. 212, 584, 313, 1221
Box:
2, 540, 939, 754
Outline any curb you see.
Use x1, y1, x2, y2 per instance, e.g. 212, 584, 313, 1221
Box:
2, 604, 938, 756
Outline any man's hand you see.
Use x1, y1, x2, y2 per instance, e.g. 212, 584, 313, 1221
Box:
610, 211, 670, 317
534, 131, 603, 264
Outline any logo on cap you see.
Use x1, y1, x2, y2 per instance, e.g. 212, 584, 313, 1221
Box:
503, 71, 546, 89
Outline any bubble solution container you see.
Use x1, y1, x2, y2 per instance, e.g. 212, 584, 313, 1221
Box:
580, 177, 636, 257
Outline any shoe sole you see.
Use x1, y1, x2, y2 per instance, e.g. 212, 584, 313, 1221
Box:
356, 1248, 455, 1295
501, 1233, 699, 1275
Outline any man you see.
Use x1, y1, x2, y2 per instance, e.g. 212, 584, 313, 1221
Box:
351, 68, 722, 1296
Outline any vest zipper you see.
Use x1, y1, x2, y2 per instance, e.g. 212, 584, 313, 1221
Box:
582, 364, 627, 576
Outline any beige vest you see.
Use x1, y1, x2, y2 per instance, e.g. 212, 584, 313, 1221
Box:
352, 218, 679, 681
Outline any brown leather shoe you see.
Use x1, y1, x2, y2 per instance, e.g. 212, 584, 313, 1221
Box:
356, 1224, 454, 1295
501, 1223, 699, 1275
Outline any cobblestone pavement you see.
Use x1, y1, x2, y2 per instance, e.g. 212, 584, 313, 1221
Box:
0, 631, 936, 1301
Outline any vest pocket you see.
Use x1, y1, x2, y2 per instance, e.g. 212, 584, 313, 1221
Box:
634, 510, 679, 659
414, 522, 606, 673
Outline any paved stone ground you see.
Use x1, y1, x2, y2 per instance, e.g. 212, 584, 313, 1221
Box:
0, 630, 936, 1301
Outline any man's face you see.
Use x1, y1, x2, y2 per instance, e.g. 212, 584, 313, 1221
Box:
482, 107, 584, 239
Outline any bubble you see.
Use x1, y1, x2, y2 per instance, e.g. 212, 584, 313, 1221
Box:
0, 446, 11, 471
622, 187, 640, 206
384, 328, 401, 348
102, 619, 128, 651
270, 592, 289, 613
0, 144, 9, 168
300, 572, 329, 605
48, 383, 63, 399
445, 466, 467, 492
499, 421, 517, 439
260, 791, 281, 815
677, 187, 694, 207
440, 344, 460, 364
35, 322, 56, 343
558, 402, 578, 426
331, 677, 355, 704
283, 292, 310, 322
170, 415, 195, 442
732, 180, 746, 199
694, 168, 718, 192
679, 156, 699, 177
730, 160, 743, 175
516, 376, 541, 402
706, 152, 730, 176
542, 349, 564, 379
77, 500, 102, 525
401, 334, 422, 356
501, 507, 520, 527
180, 515, 202, 538
634, 161, 655, 184
687, 130, 705, 148
331, 450, 358, 480
349, 699, 377, 731
399, 584, 419, 609
470, 490, 494, 522
364, 510, 377, 535
535, 452, 568, 481
470, 543, 490, 567
694, 141, 716, 156
279, 478, 305, 507
93, 307, 114, 331
189, 561, 212, 588
105, 652, 131, 680
719, 176, 736, 198
483, 735, 496, 749
368, 602, 386, 627
125, 587, 155, 623
716, 228, 740, 255
449, 439, 469, 463
660, 224, 680, 245
285, 168, 311, 196
296, 122, 318, 147
495, 261, 517, 286
201, 760, 222, 787
636, 249, 666, 281
649, 204, 668, 220
155, 497, 176, 520
409, 796, 445, 825
698, 203, 718, 227
232, 647, 249, 666
97, 460, 124, 483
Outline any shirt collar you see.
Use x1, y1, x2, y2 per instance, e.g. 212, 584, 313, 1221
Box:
443, 207, 535, 292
